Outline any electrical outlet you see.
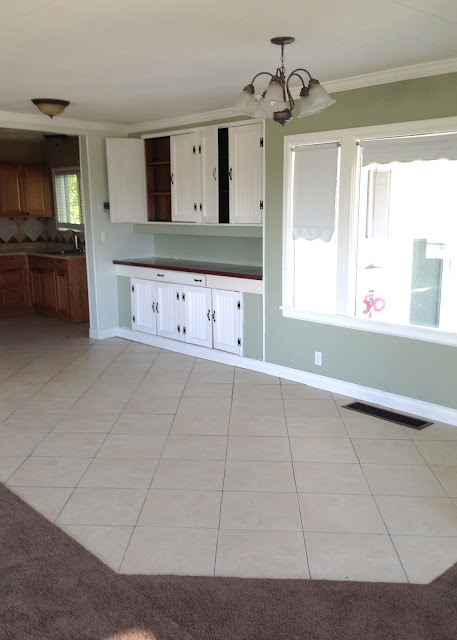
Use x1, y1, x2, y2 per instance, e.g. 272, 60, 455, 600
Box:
314, 351, 322, 366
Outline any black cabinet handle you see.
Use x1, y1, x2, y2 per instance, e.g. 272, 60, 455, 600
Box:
156, 303, 159, 313
212, 311, 216, 322
194, 203, 197, 211
229, 168, 232, 180
152, 302, 155, 312
194, 278, 202, 282
213, 168, 217, 180
157, 273, 164, 277
207, 309, 211, 320
170, 173, 174, 185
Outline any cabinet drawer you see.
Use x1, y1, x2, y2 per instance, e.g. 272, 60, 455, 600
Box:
0, 255, 26, 270
28, 256, 56, 270
152, 269, 206, 287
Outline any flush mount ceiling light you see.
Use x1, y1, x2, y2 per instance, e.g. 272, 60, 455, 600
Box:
234, 37, 335, 126
31, 98, 70, 118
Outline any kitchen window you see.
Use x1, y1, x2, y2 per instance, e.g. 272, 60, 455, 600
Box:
53, 168, 83, 230
282, 119, 457, 346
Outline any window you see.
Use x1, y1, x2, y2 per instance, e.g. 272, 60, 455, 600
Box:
53, 168, 83, 230
283, 120, 457, 345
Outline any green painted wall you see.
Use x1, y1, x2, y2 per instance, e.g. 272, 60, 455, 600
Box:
243, 293, 263, 360
265, 72, 457, 408
117, 276, 132, 329
146, 234, 262, 266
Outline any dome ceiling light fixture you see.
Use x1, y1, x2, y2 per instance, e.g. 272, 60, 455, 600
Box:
234, 36, 335, 126
31, 98, 70, 118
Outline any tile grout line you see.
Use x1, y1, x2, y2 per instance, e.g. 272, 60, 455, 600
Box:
333, 393, 409, 583
213, 365, 234, 577
281, 378, 311, 579
50, 342, 151, 526
118, 349, 196, 574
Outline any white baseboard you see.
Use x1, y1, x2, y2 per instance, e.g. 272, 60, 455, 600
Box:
89, 327, 119, 340
94, 327, 457, 427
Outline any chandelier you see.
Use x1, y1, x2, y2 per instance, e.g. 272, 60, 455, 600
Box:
234, 37, 335, 126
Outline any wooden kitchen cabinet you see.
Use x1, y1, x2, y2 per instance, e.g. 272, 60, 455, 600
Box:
0, 255, 31, 317
28, 255, 89, 323
0, 163, 54, 217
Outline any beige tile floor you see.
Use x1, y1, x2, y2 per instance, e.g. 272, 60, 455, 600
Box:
1, 316, 457, 583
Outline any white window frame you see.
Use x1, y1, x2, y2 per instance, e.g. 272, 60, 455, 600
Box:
282, 115, 457, 348
52, 166, 84, 231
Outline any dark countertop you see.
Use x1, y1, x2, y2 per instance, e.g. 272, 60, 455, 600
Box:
113, 257, 263, 280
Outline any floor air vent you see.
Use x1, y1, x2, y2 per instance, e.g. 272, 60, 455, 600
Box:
342, 402, 433, 430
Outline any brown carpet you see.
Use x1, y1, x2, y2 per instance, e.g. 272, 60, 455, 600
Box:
1, 482, 456, 640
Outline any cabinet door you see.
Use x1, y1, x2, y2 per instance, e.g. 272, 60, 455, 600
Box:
198, 127, 219, 224
22, 165, 54, 217
30, 269, 44, 307
55, 271, 70, 320
228, 123, 263, 224
41, 269, 57, 312
156, 281, 180, 340
131, 278, 157, 334
181, 285, 213, 348
212, 289, 242, 355
0, 164, 23, 216
170, 132, 199, 222
106, 139, 147, 223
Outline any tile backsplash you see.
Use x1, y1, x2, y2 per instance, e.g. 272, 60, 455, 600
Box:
0, 216, 84, 245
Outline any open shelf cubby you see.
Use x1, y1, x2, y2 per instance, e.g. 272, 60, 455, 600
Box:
145, 136, 172, 221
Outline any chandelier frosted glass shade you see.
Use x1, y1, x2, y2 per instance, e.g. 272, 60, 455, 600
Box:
233, 86, 258, 116
234, 37, 335, 126
298, 82, 336, 118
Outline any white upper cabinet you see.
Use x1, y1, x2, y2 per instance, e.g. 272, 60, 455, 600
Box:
228, 123, 263, 225
106, 139, 147, 223
180, 285, 213, 348
170, 132, 200, 223
212, 288, 241, 355
131, 278, 156, 334
198, 127, 219, 224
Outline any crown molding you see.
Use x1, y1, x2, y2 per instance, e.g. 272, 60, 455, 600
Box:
126, 107, 237, 134
300, 56, 457, 96
2, 57, 456, 136
0, 110, 127, 134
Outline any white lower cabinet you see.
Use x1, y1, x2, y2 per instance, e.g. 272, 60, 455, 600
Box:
156, 281, 180, 340
131, 278, 242, 355
131, 278, 156, 334
212, 289, 241, 355
181, 285, 213, 348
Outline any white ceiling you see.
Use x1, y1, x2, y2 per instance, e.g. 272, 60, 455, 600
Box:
1, 0, 456, 125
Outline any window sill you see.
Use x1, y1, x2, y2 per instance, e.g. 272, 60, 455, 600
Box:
281, 306, 457, 347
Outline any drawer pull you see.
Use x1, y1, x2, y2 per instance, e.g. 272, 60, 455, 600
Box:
207, 309, 211, 321
194, 278, 202, 282
156, 273, 164, 277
